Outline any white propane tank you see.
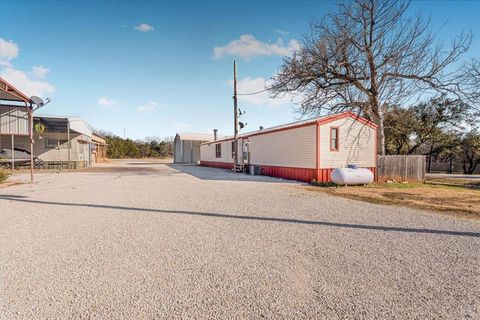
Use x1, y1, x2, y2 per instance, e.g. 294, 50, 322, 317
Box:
331, 167, 374, 185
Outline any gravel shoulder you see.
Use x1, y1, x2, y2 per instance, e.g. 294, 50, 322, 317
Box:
1, 161, 479, 319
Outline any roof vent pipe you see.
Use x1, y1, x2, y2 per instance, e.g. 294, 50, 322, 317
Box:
213, 129, 218, 141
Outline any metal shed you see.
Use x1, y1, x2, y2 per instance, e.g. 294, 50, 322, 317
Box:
174, 133, 217, 164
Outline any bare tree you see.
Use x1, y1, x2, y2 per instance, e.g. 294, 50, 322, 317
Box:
270, 0, 476, 154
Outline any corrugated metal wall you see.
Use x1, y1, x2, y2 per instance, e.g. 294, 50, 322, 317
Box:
175, 138, 206, 164
0, 106, 29, 135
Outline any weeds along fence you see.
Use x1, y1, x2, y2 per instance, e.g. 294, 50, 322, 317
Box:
377, 155, 426, 182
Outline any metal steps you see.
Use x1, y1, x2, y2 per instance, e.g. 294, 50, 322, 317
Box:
232, 163, 245, 173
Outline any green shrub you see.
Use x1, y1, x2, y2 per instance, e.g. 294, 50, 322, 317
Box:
0, 169, 10, 183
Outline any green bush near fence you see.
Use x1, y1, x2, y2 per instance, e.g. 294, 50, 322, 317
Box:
0, 169, 10, 183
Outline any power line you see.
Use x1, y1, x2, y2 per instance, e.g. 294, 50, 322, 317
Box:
238, 1, 462, 99
436, 0, 465, 33
237, 88, 270, 96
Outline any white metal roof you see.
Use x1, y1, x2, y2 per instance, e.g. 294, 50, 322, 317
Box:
35, 115, 93, 137
175, 132, 222, 141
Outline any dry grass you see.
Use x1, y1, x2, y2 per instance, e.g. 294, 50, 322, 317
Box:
0, 169, 10, 184
0, 169, 23, 189
306, 181, 480, 220
425, 177, 480, 189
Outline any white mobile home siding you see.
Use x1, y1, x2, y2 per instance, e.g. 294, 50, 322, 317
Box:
248, 125, 317, 169
200, 140, 233, 163
319, 117, 376, 169
200, 139, 242, 164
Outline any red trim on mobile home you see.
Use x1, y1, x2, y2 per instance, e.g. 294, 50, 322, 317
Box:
200, 161, 234, 169
315, 123, 320, 181
260, 165, 317, 182
246, 122, 316, 139
200, 160, 377, 183
200, 112, 377, 146
260, 165, 377, 183
374, 126, 379, 182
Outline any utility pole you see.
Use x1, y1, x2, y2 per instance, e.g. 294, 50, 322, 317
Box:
233, 60, 239, 166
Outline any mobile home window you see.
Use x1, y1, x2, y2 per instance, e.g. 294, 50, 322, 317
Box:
330, 127, 339, 151
215, 143, 221, 158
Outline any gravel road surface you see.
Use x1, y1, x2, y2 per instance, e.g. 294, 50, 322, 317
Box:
1, 160, 479, 319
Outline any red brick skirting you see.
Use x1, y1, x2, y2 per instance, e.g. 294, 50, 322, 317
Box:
200, 161, 234, 170
200, 161, 376, 183
260, 165, 317, 182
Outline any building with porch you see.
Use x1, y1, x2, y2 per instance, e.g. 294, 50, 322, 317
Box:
0, 77, 35, 180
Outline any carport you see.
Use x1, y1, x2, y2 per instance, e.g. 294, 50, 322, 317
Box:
33, 115, 94, 167
174, 133, 217, 164
0, 77, 34, 181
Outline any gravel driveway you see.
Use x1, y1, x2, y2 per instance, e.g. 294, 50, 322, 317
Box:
1, 160, 479, 319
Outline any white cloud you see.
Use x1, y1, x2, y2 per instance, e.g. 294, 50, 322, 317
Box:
1, 67, 55, 98
173, 121, 192, 131
134, 23, 154, 32
0, 38, 19, 61
227, 77, 293, 108
136, 101, 159, 112
0, 60, 13, 68
0, 38, 55, 98
31, 65, 50, 78
213, 35, 300, 60
274, 29, 290, 36
98, 97, 117, 107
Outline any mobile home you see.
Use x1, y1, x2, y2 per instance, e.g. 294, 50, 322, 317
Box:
200, 112, 377, 182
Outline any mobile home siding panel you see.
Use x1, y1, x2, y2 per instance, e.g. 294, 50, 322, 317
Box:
319, 117, 376, 169
200, 140, 234, 164
249, 125, 316, 169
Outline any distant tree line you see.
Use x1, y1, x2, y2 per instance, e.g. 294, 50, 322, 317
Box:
94, 131, 173, 159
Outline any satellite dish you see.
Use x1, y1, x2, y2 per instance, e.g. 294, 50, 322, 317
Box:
30, 96, 44, 107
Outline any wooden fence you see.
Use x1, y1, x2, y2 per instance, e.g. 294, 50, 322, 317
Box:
377, 155, 426, 182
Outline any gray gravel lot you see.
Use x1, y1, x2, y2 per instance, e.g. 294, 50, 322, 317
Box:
1, 160, 479, 319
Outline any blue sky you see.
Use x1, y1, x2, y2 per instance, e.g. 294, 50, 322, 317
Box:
1, 0, 479, 139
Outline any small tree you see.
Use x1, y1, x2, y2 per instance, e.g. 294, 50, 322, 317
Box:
270, 0, 476, 155
460, 130, 480, 174
384, 106, 418, 154
410, 96, 469, 171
